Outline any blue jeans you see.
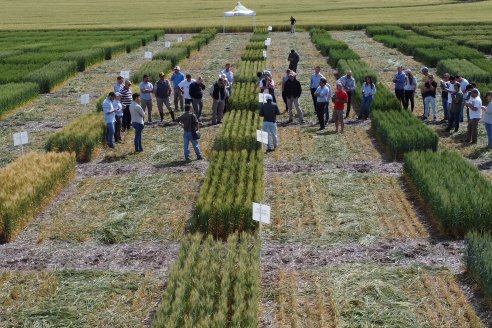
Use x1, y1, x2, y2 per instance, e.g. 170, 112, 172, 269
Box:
484, 122, 492, 148
459, 98, 465, 122
106, 122, 115, 147
442, 97, 449, 120
132, 122, 144, 152
263, 121, 278, 150
323, 102, 330, 122
183, 131, 202, 160
360, 96, 373, 118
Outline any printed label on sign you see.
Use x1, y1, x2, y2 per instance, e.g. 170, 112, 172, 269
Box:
263, 50, 267, 58
256, 130, 269, 144
13, 131, 28, 146
268, 26, 272, 31
81, 94, 90, 105
253, 203, 271, 224
177, 37, 183, 43
258, 93, 267, 103
144, 51, 153, 59
164, 41, 171, 48
120, 70, 130, 79
264, 40, 271, 46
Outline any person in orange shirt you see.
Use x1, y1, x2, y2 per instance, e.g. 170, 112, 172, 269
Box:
332, 83, 348, 133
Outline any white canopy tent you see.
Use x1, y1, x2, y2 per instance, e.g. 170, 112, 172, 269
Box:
223, 2, 256, 33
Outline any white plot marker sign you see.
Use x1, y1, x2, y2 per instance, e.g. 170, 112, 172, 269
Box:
120, 70, 130, 79
268, 26, 272, 32
263, 50, 267, 58
258, 93, 268, 103
164, 41, 171, 48
80, 94, 90, 105
144, 51, 153, 59
13, 131, 29, 153
253, 202, 271, 224
177, 37, 183, 43
256, 130, 269, 145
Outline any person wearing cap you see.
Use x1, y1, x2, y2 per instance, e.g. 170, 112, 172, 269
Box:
359, 76, 376, 120
446, 82, 463, 133
130, 93, 145, 152
113, 92, 124, 143
465, 89, 482, 144
177, 104, 202, 161
102, 92, 117, 148
440, 73, 451, 122
221, 63, 234, 96
171, 66, 185, 111
456, 75, 469, 122
422, 74, 438, 121
403, 69, 417, 112
120, 79, 133, 131
260, 72, 276, 103
284, 71, 304, 124
314, 78, 331, 130
481, 91, 492, 149
288, 49, 300, 73
310, 66, 325, 110
155, 72, 175, 122
139, 74, 154, 123
178, 74, 195, 106
114, 76, 124, 93
260, 94, 280, 152
333, 83, 348, 133
393, 66, 406, 108
337, 70, 356, 118
210, 77, 229, 124
189, 77, 206, 120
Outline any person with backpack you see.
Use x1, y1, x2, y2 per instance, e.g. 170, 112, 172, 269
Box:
177, 104, 202, 161
154, 72, 175, 122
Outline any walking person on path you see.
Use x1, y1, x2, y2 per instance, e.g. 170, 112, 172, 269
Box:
337, 70, 356, 118
120, 80, 133, 131
482, 91, 492, 149
314, 78, 331, 130
333, 83, 348, 133
290, 16, 296, 33
210, 77, 229, 124
102, 92, 117, 149
465, 89, 482, 144
288, 49, 300, 72
260, 94, 280, 152
171, 66, 185, 111
284, 71, 304, 124
139, 74, 154, 123
113, 92, 123, 143
403, 69, 417, 112
359, 76, 376, 120
177, 104, 203, 161
178, 74, 195, 106
189, 77, 206, 121
130, 93, 145, 152
393, 66, 406, 108
154, 72, 175, 122
445, 82, 463, 133
422, 74, 438, 121
310, 66, 325, 110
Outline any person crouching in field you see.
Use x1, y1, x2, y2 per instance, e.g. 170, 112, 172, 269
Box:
102, 92, 117, 148
130, 93, 145, 153
333, 83, 348, 133
260, 94, 280, 152
178, 104, 203, 161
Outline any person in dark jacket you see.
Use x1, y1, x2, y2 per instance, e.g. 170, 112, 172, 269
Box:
283, 71, 304, 124
210, 77, 229, 124
288, 49, 300, 72
154, 72, 175, 122
189, 77, 206, 120
177, 104, 202, 161
260, 94, 280, 152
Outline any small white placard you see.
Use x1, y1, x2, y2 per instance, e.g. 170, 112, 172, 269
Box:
177, 37, 183, 43
256, 130, 269, 144
13, 131, 29, 146
120, 70, 130, 79
144, 51, 153, 59
80, 94, 90, 105
258, 93, 267, 103
266, 37, 271, 44
263, 50, 267, 58
253, 203, 271, 224
164, 41, 171, 48
268, 26, 272, 31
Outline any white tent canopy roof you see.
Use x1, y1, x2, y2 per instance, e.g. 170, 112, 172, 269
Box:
224, 2, 256, 17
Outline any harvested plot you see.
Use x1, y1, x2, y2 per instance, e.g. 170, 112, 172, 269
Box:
0, 152, 75, 242
152, 233, 260, 327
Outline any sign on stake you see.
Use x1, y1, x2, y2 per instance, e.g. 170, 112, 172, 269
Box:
80, 94, 90, 105
177, 36, 183, 43
268, 26, 272, 32
263, 50, 267, 58
120, 70, 130, 80
256, 130, 269, 145
13, 131, 29, 153
258, 93, 268, 103
144, 51, 153, 59
164, 41, 171, 48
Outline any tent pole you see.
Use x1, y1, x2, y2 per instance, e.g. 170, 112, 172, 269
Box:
223, 16, 225, 33
253, 16, 256, 32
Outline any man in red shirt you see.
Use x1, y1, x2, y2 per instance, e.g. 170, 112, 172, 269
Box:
333, 83, 348, 133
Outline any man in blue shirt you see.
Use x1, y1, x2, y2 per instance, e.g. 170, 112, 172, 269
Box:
102, 92, 117, 148
171, 66, 185, 111
310, 66, 325, 110
314, 78, 331, 130
393, 66, 406, 108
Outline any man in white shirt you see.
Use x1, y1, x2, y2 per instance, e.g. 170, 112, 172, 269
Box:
220, 63, 234, 96
102, 92, 117, 148
114, 76, 124, 93
456, 75, 469, 122
466, 89, 482, 144
139, 75, 154, 123
178, 74, 195, 106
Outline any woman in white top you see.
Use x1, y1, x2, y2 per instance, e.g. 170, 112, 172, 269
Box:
403, 69, 417, 112
358, 76, 377, 120
482, 91, 492, 148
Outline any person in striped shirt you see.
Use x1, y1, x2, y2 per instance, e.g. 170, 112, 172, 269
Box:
120, 80, 133, 131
